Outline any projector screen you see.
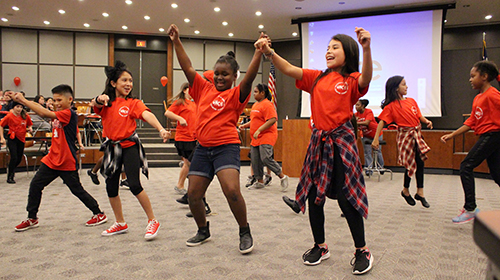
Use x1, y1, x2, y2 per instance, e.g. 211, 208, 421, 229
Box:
300, 9, 443, 117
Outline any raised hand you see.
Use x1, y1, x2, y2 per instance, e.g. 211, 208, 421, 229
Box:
355, 27, 371, 49
167, 24, 180, 41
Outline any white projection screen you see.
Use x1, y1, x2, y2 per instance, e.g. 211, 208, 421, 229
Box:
300, 9, 443, 117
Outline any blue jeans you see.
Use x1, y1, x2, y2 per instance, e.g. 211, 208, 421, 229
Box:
362, 135, 384, 167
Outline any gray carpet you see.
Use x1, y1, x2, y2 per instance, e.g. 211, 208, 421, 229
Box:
0, 166, 497, 279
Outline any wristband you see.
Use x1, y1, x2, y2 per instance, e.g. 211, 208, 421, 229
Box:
95, 95, 104, 105
159, 128, 167, 133
265, 50, 275, 57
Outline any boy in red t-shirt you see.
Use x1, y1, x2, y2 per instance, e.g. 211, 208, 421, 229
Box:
9, 85, 107, 232
355, 99, 384, 172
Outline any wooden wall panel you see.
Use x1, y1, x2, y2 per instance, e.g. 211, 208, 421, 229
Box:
282, 119, 311, 177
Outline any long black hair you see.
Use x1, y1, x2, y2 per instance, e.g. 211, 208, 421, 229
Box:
473, 60, 500, 84
381, 75, 404, 109
256, 83, 272, 101
102, 61, 134, 105
311, 34, 360, 92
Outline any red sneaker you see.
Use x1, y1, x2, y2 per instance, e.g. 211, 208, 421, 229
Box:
86, 213, 108, 226
15, 218, 39, 232
144, 219, 160, 240
101, 222, 128, 236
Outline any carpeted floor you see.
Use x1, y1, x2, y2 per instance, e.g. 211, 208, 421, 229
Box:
0, 165, 497, 279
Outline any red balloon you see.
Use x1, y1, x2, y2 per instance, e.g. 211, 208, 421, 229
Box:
160, 76, 168, 87
14, 77, 21, 86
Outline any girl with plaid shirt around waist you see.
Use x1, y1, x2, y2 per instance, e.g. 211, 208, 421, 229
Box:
372, 76, 433, 208
259, 28, 374, 275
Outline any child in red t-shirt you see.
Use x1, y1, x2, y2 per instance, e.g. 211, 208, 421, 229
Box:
372, 76, 433, 208
9, 85, 107, 232
168, 24, 265, 254
0, 102, 33, 183
355, 99, 384, 172
93, 61, 170, 240
441, 60, 500, 224
239, 83, 289, 191
258, 28, 374, 274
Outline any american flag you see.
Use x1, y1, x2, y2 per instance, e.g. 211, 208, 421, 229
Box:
268, 63, 277, 109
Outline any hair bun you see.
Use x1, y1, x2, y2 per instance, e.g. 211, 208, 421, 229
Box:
104, 60, 128, 79
226, 51, 235, 58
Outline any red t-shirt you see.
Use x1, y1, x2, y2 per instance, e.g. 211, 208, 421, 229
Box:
464, 86, 500, 135
296, 69, 368, 131
0, 112, 32, 143
95, 97, 149, 148
42, 109, 78, 171
190, 73, 250, 147
168, 99, 197, 142
250, 99, 278, 146
378, 98, 422, 127
355, 108, 381, 139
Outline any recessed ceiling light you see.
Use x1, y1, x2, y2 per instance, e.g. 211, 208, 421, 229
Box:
125, 0, 133, 4
222, 21, 228, 26
339, 1, 345, 4
295, 7, 302, 9
485, 15, 493, 20
228, 33, 234, 37
122, 25, 128, 30
102, 12, 109, 17
194, 30, 200, 34
84, 23, 90, 27
159, 28, 165, 32
44, 21, 50, 25
255, 11, 262, 16
171, 3, 178, 8
1, 18, 8, 22
144, 15, 150, 20
58, 9, 65, 14
258, 25, 264, 29
214, 7, 220, 12
444, 19, 447, 23
184, 18, 190, 23
12, 6, 20, 11
292, 32, 298, 36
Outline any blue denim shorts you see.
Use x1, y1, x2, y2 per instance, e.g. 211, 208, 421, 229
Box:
188, 144, 240, 180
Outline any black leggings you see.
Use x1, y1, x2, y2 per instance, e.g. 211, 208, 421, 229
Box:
7, 137, 25, 178
308, 144, 366, 248
105, 145, 144, 197
403, 145, 425, 189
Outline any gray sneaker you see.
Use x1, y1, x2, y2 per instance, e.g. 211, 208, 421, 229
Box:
248, 182, 265, 190
174, 186, 187, 195
280, 175, 289, 192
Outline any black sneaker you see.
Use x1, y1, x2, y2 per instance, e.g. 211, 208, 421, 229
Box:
351, 248, 373, 275
245, 175, 256, 188
176, 193, 189, 205
186, 222, 211, 246
87, 170, 100, 185
302, 244, 330, 265
120, 179, 130, 189
282, 196, 300, 214
186, 208, 212, 218
239, 224, 253, 254
264, 174, 272, 186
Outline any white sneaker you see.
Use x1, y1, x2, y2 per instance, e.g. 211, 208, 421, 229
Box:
280, 175, 289, 192
248, 182, 265, 190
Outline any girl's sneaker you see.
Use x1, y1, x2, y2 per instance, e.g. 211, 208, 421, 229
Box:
351, 248, 373, 275
452, 208, 479, 224
302, 244, 330, 265
144, 219, 160, 240
101, 222, 128, 236
15, 218, 39, 232
86, 213, 108, 226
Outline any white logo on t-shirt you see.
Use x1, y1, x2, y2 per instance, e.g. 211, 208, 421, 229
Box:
211, 96, 226, 111
411, 106, 418, 115
334, 82, 348, 95
475, 107, 483, 120
118, 106, 130, 117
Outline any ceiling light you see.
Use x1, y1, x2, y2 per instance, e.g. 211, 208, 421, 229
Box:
144, 15, 150, 20
485, 15, 493, 20
195, 30, 200, 34
222, 21, 228, 26
258, 25, 264, 29
444, 19, 447, 23
339, 1, 345, 4
84, 23, 90, 27
1, 18, 8, 22
184, 18, 190, 23
122, 25, 128, 30
44, 21, 50, 25
295, 7, 302, 9
214, 7, 220, 12
159, 28, 165, 32
59, 10, 65, 14
102, 12, 109, 17
125, 0, 133, 4
171, 3, 178, 8
255, 11, 262, 16
12, 6, 20, 11
228, 33, 234, 37
292, 32, 298, 36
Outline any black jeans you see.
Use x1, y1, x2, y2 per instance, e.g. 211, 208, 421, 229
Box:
7, 137, 25, 178
460, 132, 500, 211
105, 144, 143, 197
27, 163, 102, 219
308, 144, 366, 249
403, 144, 425, 189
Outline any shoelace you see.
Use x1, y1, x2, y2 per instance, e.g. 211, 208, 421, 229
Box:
146, 220, 158, 233
350, 249, 369, 266
108, 223, 123, 232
